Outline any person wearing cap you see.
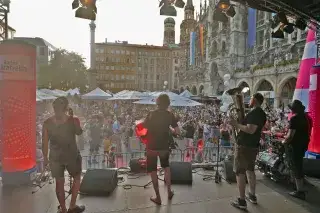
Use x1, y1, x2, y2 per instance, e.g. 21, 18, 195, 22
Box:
143, 94, 180, 205
42, 97, 85, 213
282, 99, 312, 200
229, 93, 267, 210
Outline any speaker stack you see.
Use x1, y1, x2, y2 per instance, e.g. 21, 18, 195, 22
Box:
170, 161, 193, 185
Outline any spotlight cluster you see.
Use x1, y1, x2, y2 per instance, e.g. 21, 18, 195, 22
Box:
159, 0, 186, 17
72, 0, 97, 21
271, 12, 307, 39
212, 0, 236, 23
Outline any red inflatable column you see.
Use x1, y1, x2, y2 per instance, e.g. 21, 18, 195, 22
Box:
0, 40, 37, 185
308, 64, 320, 156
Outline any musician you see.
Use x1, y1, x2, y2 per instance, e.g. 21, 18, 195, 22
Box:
229, 93, 266, 210
143, 94, 180, 205
42, 97, 85, 213
282, 100, 312, 200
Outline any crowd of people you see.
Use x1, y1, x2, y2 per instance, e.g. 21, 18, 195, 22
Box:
28, 91, 312, 212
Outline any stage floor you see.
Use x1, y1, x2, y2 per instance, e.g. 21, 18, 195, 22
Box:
1, 172, 319, 213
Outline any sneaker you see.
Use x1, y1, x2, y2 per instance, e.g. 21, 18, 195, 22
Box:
289, 191, 306, 200
246, 193, 257, 204
231, 198, 247, 210
67, 205, 85, 213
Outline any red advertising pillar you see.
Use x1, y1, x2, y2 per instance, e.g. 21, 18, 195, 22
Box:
0, 40, 37, 185
307, 64, 320, 157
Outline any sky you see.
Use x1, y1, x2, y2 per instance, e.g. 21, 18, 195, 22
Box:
9, 0, 200, 67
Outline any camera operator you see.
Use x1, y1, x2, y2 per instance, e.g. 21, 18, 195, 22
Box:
143, 94, 180, 205
282, 100, 312, 200
42, 97, 85, 213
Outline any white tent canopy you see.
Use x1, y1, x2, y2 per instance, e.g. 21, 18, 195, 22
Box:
133, 91, 202, 107
67, 88, 81, 95
179, 90, 194, 98
82, 87, 112, 100
39, 89, 66, 97
36, 90, 57, 101
109, 90, 149, 100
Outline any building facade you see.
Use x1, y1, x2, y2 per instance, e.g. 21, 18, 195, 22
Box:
179, 0, 306, 107
0, 24, 16, 40
94, 40, 179, 92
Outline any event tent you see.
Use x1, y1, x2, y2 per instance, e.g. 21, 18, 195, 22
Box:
109, 90, 148, 100
133, 91, 202, 107
36, 90, 57, 101
82, 87, 112, 100
66, 88, 80, 95
179, 90, 194, 98
39, 89, 67, 97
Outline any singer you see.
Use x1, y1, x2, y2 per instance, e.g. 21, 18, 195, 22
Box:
143, 94, 180, 205
42, 97, 85, 213
229, 93, 266, 210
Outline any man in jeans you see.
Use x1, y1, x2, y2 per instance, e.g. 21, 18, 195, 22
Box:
42, 97, 85, 213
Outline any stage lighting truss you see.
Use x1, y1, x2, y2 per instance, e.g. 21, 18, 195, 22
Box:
159, 0, 185, 17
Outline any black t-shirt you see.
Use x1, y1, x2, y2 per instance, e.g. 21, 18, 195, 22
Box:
289, 113, 311, 151
184, 124, 195, 139
238, 107, 266, 148
144, 109, 178, 150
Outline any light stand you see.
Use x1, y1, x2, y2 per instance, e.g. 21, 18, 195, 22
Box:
57, 175, 74, 211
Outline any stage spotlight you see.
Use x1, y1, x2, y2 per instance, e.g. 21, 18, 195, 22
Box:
225, 5, 236, 17
295, 18, 307, 30
72, 0, 79, 9
283, 23, 294, 34
216, 0, 231, 10
73, 0, 97, 20
175, 0, 185, 8
272, 30, 284, 39
212, 9, 228, 23
75, 7, 96, 20
160, 5, 177, 16
277, 12, 289, 25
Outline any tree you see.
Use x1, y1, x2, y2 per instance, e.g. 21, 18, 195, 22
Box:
37, 49, 88, 92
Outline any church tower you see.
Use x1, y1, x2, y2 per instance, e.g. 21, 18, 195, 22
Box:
179, 0, 196, 45
163, 17, 175, 46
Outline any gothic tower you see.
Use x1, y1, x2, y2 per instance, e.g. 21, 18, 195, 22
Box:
179, 0, 196, 45
163, 17, 176, 46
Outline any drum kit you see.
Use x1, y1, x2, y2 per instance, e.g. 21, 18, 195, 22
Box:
256, 134, 292, 184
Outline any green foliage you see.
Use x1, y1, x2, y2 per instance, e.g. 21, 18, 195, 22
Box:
253, 63, 274, 71
276, 58, 299, 67
234, 68, 246, 73
37, 49, 88, 92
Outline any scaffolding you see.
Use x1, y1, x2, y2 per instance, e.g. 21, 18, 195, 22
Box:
0, 0, 10, 40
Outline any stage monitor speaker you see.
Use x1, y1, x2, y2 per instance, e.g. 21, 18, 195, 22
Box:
129, 158, 147, 173
222, 155, 236, 183
304, 158, 320, 178
80, 169, 118, 196
170, 161, 192, 185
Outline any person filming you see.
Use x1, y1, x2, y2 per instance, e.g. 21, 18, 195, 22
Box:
42, 97, 85, 213
143, 94, 180, 205
229, 93, 266, 210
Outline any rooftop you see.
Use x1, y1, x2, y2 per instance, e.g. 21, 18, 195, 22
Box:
96, 41, 180, 50
13, 37, 57, 50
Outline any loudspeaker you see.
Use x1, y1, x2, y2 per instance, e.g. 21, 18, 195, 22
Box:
129, 158, 147, 173
80, 169, 118, 196
304, 158, 320, 178
170, 161, 192, 185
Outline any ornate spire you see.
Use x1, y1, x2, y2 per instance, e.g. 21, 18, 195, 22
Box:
204, 0, 207, 13
200, 0, 202, 17
185, 0, 194, 11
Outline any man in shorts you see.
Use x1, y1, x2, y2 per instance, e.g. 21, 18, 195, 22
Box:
143, 94, 181, 205
42, 97, 85, 213
229, 93, 266, 210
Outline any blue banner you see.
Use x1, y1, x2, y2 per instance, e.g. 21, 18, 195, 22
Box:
247, 8, 256, 47
190, 32, 196, 65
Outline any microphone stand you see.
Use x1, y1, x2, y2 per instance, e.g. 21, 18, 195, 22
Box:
214, 114, 231, 184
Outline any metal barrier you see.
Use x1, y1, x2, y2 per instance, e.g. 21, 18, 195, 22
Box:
81, 149, 183, 170
182, 146, 233, 164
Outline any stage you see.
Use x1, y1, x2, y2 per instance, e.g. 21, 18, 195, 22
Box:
1, 172, 319, 213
